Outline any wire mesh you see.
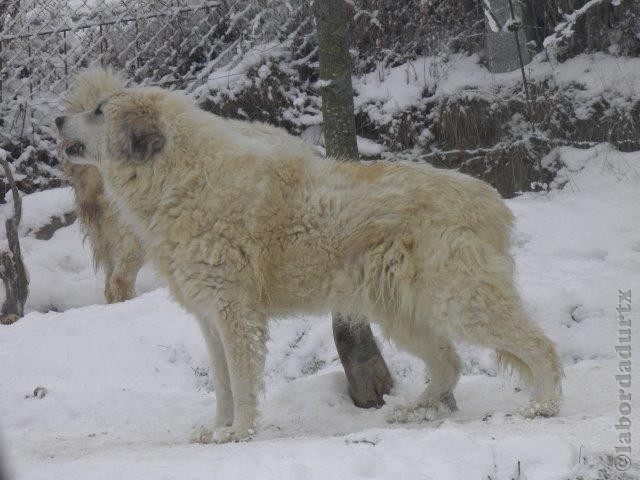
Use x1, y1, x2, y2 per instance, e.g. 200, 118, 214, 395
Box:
0, 0, 311, 141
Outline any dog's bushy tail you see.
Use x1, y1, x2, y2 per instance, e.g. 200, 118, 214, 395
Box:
496, 349, 533, 387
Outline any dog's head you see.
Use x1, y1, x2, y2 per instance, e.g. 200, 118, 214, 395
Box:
66, 67, 126, 114
56, 86, 167, 168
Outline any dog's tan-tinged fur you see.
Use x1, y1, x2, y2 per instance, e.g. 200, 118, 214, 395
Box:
62, 69, 315, 303
56, 73, 563, 443
62, 69, 144, 303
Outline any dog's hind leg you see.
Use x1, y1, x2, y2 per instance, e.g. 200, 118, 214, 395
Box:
458, 282, 563, 418
388, 332, 461, 423
416, 334, 461, 411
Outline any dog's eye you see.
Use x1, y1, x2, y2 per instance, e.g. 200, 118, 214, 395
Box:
94, 105, 103, 115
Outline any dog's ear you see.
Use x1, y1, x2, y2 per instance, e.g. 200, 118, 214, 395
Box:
106, 92, 167, 163
130, 130, 165, 163
110, 116, 165, 163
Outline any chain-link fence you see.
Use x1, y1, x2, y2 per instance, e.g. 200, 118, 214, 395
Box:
0, 0, 313, 142
2, 0, 635, 199
0, 0, 493, 145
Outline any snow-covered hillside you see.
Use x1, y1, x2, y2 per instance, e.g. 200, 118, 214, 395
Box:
1, 144, 639, 479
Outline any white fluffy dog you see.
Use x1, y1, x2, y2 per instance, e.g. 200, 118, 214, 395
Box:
55, 71, 562, 443
62, 69, 145, 304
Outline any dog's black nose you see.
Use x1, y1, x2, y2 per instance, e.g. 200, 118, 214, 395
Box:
55, 116, 65, 129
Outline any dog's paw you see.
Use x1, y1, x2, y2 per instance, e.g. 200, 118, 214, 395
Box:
191, 425, 254, 444
191, 425, 215, 444
385, 405, 432, 423
385, 400, 442, 423
519, 398, 560, 418
211, 425, 254, 444
385, 393, 458, 424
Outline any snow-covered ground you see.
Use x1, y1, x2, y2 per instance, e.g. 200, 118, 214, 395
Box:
1, 144, 639, 479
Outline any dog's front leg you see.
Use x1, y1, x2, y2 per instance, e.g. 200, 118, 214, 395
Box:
193, 316, 234, 434
209, 297, 267, 443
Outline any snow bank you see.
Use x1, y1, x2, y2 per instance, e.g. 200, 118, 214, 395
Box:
353, 58, 434, 124
204, 42, 287, 93
353, 51, 640, 123
0, 187, 75, 239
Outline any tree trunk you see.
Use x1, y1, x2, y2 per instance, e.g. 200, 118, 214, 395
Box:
313, 0, 358, 159
313, 0, 393, 408
484, 0, 532, 73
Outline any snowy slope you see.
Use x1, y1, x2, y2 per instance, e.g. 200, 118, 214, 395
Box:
1, 144, 639, 479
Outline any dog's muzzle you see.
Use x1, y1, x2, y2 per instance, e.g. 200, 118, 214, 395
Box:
60, 139, 86, 158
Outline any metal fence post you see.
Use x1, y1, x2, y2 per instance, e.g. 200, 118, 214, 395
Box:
99, 24, 104, 67
20, 40, 34, 139
135, 14, 140, 72
0, 39, 3, 106
63, 30, 68, 90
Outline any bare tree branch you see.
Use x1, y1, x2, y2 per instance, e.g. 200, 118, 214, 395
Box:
0, 151, 29, 325
1, 155, 21, 226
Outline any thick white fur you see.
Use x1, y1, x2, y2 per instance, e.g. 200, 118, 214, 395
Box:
61, 68, 311, 303
57, 77, 563, 443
